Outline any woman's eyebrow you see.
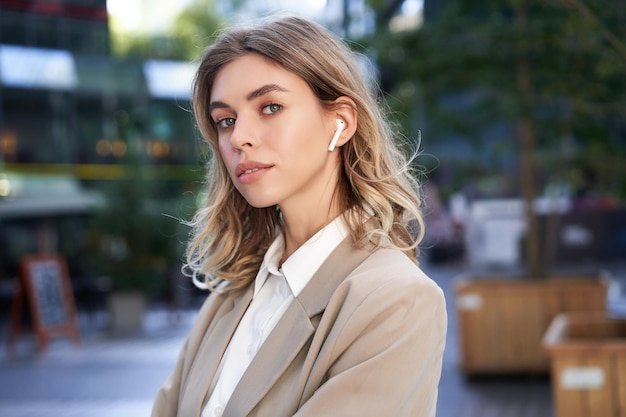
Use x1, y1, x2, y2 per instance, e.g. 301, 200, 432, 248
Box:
246, 83, 289, 101
209, 101, 229, 112
209, 84, 289, 113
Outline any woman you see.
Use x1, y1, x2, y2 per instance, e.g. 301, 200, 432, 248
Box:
152, 15, 447, 417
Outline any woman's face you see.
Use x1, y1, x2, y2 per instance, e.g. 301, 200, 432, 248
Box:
210, 53, 341, 213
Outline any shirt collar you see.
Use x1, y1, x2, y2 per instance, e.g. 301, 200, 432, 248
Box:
254, 215, 349, 298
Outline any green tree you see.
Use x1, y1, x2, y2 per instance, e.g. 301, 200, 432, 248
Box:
367, 0, 626, 277
168, 0, 223, 61
111, 0, 222, 61
85, 110, 191, 299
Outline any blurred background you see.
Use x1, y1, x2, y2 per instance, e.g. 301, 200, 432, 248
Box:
0, 0, 624, 416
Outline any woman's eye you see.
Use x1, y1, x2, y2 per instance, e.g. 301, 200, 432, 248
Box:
216, 118, 235, 129
262, 103, 282, 115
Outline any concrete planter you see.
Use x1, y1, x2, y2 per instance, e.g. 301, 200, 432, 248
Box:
107, 291, 146, 334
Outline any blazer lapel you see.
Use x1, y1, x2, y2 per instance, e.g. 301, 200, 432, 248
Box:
179, 285, 254, 417
225, 238, 372, 417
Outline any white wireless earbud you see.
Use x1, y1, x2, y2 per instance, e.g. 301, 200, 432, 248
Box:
328, 119, 345, 151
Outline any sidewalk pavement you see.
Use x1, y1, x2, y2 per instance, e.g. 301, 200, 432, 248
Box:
1, 261, 624, 417
0, 309, 193, 417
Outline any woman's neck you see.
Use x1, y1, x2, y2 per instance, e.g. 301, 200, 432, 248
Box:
278, 161, 343, 262
279, 202, 342, 263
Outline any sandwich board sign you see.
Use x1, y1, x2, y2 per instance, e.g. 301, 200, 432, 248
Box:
7, 254, 80, 353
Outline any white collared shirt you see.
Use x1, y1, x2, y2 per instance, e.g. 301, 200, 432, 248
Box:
202, 216, 349, 417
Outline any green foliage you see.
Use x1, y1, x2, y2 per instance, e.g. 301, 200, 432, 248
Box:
87, 179, 189, 297
111, 0, 222, 61
169, 0, 223, 61
85, 144, 190, 297
366, 0, 626, 199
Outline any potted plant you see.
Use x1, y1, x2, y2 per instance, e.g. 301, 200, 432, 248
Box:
87, 160, 186, 334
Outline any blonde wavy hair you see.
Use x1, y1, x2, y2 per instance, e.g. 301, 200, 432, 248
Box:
186, 15, 425, 292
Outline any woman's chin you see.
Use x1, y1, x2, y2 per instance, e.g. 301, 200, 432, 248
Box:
243, 196, 278, 209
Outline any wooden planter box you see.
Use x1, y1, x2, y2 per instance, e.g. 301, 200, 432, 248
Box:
455, 272, 610, 375
543, 313, 626, 417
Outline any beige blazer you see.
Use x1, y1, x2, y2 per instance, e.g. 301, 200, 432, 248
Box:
152, 239, 447, 417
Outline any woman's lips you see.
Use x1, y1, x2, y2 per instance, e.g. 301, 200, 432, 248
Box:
235, 162, 273, 183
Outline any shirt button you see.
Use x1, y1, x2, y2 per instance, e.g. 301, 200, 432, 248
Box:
214, 405, 224, 417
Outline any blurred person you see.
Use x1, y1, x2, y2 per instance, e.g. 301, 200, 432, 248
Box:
152, 15, 446, 417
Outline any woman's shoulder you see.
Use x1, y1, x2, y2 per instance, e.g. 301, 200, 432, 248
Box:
339, 247, 444, 303
323, 247, 446, 341
357, 248, 435, 283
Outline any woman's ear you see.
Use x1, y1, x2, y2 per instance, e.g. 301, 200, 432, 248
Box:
330, 97, 357, 150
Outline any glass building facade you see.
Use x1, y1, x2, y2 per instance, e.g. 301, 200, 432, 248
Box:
0, 0, 203, 303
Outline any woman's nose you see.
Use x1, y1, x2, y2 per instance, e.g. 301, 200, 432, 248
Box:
229, 118, 258, 150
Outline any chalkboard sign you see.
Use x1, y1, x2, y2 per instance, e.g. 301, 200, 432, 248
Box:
7, 254, 81, 352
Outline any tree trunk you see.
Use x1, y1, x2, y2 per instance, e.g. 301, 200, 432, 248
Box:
514, 0, 542, 278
